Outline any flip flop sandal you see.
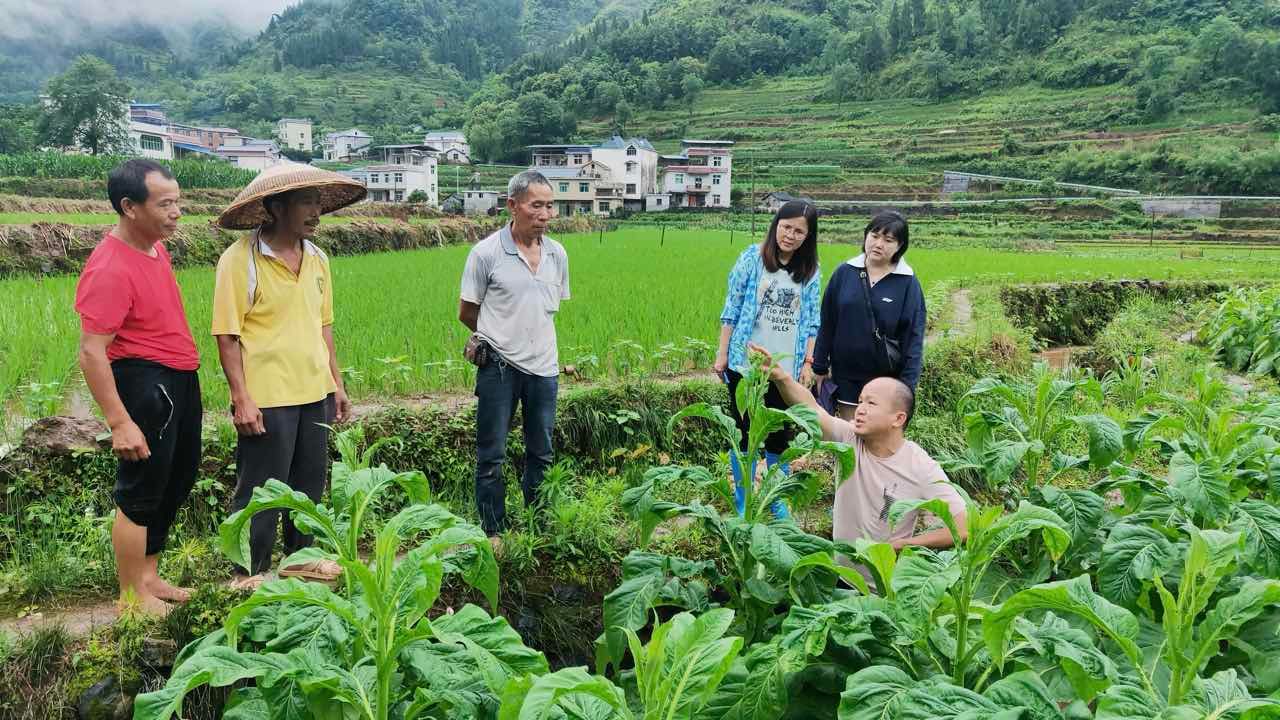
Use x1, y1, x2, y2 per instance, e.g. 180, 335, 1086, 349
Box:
279, 560, 342, 581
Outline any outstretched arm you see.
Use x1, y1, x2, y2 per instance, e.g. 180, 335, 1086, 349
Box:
749, 342, 843, 442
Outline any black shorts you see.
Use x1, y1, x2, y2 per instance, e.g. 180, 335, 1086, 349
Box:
111, 359, 202, 556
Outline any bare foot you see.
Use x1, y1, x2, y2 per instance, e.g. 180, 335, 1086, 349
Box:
228, 574, 267, 592
145, 577, 193, 603
120, 592, 172, 617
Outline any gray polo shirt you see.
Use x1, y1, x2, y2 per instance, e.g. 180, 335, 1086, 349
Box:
460, 224, 570, 377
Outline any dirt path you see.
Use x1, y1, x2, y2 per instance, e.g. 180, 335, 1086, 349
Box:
928, 288, 973, 345
0, 598, 120, 638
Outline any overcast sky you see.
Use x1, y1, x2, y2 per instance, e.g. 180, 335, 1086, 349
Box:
0, 0, 298, 40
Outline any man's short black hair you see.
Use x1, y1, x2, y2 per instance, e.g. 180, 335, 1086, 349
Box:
872, 376, 916, 429
107, 159, 174, 215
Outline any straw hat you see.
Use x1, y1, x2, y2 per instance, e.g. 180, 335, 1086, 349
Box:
216, 162, 367, 230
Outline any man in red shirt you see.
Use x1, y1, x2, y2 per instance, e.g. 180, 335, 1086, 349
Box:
75, 159, 202, 616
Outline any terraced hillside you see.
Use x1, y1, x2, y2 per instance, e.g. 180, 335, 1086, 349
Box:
583, 80, 1273, 197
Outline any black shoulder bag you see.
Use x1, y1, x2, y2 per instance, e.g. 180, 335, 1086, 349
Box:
858, 270, 904, 376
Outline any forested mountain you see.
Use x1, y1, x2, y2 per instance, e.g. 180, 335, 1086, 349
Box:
4, 0, 1280, 165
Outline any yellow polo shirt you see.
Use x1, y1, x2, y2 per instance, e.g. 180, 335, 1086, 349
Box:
211, 233, 336, 409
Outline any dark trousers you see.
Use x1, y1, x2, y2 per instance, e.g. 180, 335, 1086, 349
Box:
112, 360, 202, 556
474, 359, 558, 535
230, 395, 334, 575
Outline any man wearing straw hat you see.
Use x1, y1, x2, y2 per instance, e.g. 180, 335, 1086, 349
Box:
212, 163, 365, 590
75, 159, 201, 616
459, 170, 569, 539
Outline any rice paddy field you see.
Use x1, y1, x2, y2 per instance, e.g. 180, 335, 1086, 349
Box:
3, 225, 1280, 436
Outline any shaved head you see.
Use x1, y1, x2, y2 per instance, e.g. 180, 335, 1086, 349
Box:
863, 377, 916, 428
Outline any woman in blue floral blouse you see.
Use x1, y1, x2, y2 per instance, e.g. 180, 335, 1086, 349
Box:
712, 200, 822, 518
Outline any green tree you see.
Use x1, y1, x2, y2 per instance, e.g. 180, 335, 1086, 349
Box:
1250, 40, 1280, 113
37, 55, 132, 156
861, 27, 888, 71
1195, 14, 1249, 77
680, 74, 704, 117
828, 63, 861, 108
614, 99, 633, 128
910, 0, 927, 37
937, 0, 958, 53
0, 104, 36, 154
956, 6, 987, 56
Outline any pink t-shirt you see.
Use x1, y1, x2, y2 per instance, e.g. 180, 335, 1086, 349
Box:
74, 233, 200, 371
831, 419, 964, 545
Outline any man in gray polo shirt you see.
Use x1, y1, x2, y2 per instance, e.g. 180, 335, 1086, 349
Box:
459, 170, 569, 536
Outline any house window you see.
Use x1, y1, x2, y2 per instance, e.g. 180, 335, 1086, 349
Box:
674, 174, 684, 184
430, 165, 435, 174
298, 132, 304, 139
384, 174, 391, 183
713, 156, 722, 167
626, 146, 636, 156
626, 183, 636, 194
599, 201, 610, 212
139, 134, 164, 151
712, 195, 721, 205
559, 182, 569, 192
395, 190, 404, 201
712, 175, 721, 185
579, 182, 589, 193
394, 173, 404, 183
626, 161, 637, 172
656, 198, 663, 206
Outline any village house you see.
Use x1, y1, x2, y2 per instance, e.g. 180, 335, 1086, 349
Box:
343, 164, 438, 205
125, 103, 227, 161
216, 136, 284, 171
323, 128, 373, 161
424, 130, 470, 162
462, 189, 500, 215
275, 118, 313, 153
659, 139, 734, 209
589, 136, 658, 212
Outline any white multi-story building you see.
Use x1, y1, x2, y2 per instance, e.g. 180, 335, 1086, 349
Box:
323, 128, 372, 161
344, 164, 438, 205
424, 130, 469, 161
589, 136, 658, 212
217, 137, 284, 172
659, 139, 734, 209
276, 118, 313, 153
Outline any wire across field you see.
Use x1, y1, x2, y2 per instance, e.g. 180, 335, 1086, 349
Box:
3, 227, 1279, 425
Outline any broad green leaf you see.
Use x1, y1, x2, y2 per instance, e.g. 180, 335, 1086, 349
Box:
598, 571, 664, 675
622, 465, 701, 544
1095, 684, 1160, 720
888, 496, 963, 549
780, 595, 897, 661
419, 604, 549, 694
1227, 501, 1280, 577
224, 579, 364, 650
1072, 414, 1124, 469
891, 549, 961, 638
219, 479, 340, 572
221, 688, 270, 719
1008, 613, 1118, 702
985, 575, 1143, 672
984, 670, 1063, 720
133, 646, 289, 720
1190, 579, 1280, 681
788, 552, 870, 601
836, 539, 897, 599
670, 402, 741, 451
638, 609, 743, 720
976, 502, 1072, 567
1123, 411, 1184, 455
1098, 523, 1176, 608
1184, 669, 1280, 719
1034, 486, 1104, 568
696, 642, 804, 720
497, 667, 632, 720
1169, 451, 1231, 525
838, 665, 915, 720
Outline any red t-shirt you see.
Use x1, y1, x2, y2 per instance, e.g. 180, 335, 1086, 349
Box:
74, 233, 200, 371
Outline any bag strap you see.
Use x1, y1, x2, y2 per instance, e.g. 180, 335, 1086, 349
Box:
858, 270, 885, 344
